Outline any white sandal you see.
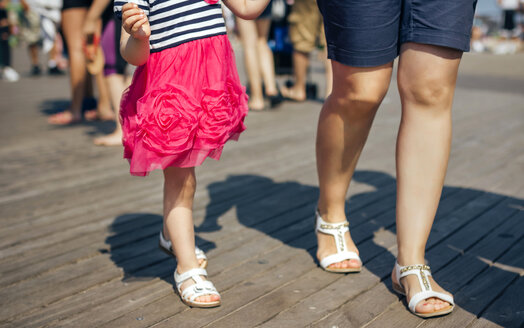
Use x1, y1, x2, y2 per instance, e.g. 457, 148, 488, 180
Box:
159, 231, 208, 269
174, 268, 221, 308
392, 262, 454, 318
316, 210, 362, 273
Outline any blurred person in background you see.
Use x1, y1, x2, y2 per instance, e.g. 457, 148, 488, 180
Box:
281, 0, 331, 101
236, 0, 282, 111
498, 0, 520, 39
47, 0, 113, 125
0, 0, 20, 81
19, 0, 65, 76
83, 0, 131, 146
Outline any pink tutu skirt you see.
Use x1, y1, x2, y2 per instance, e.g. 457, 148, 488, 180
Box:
120, 35, 248, 176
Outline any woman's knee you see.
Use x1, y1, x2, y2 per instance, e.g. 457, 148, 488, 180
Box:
328, 61, 392, 118
398, 75, 455, 110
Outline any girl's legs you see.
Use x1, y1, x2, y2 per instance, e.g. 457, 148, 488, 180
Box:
392, 42, 462, 314
163, 167, 219, 304
254, 18, 278, 97
316, 60, 392, 269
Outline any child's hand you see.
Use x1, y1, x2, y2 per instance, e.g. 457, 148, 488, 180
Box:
122, 2, 150, 40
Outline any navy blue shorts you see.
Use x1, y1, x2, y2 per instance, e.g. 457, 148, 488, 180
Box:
317, 0, 478, 67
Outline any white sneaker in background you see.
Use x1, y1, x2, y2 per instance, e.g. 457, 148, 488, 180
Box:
2, 66, 20, 82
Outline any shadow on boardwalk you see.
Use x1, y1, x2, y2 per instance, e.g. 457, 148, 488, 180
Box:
107, 170, 523, 326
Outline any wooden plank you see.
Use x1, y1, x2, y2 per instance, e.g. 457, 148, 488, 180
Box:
38, 185, 395, 327
137, 181, 486, 326
467, 278, 524, 328
364, 209, 524, 328
2, 170, 395, 326
421, 229, 524, 328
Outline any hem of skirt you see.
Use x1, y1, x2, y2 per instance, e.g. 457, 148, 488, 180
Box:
125, 131, 242, 177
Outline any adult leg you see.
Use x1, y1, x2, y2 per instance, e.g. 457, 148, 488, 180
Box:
28, 43, 41, 74
92, 70, 114, 119
254, 18, 279, 97
236, 18, 265, 111
393, 42, 462, 314
323, 50, 332, 98
93, 73, 127, 146
163, 167, 220, 304
316, 60, 392, 269
50, 7, 88, 123
281, 50, 308, 101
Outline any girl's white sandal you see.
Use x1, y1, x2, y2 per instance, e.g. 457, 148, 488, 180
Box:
159, 231, 208, 269
316, 210, 362, 273
392, 262, 454, 318
174, 268, 221, 308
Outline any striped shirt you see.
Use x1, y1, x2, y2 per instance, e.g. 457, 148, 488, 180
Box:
114, 0, 227, 53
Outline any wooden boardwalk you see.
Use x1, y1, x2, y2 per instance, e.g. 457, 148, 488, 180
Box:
1, 44, 523, 327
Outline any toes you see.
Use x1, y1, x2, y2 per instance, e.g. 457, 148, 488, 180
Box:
348, 259, 360, 268
195, 294, 219, 303
416, 301, 436, 314
327, 259, 360, 270
415, 298, 451, 313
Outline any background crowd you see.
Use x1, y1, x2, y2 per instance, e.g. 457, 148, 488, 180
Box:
0, 0, 523, 144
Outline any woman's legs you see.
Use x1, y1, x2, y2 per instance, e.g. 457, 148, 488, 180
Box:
54, 7, 88, 123
92, 70, 114, 119
93, 73, 126, 146
393, 42, 462, 314
163, 167, 219, 304
237, 18, 265, 110
254, 18, 278, 97
316, 60, 392, 269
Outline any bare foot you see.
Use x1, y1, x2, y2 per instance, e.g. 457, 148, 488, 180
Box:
248, 99, 267, 111
317, 219, 361, 270
281, 86, 306, 102
84, 109, 115, 121
48, 111, 82, 125
391, 266, 453, 314
94, 132, 123, 146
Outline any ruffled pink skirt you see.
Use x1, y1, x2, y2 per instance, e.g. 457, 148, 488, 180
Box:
120, 35, 248, 176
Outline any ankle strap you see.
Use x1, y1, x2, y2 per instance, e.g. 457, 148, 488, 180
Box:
394, 262, 432, 291
315, 210, 349, 233
175, 268, 208, 286
316, 210, 350, 254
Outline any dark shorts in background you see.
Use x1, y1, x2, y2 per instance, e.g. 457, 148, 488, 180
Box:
62, 0, 92, 11
317, 0, 478, 67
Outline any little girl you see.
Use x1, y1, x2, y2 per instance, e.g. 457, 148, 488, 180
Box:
114, 0, 270, 308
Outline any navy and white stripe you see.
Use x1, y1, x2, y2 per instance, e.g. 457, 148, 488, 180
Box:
114, 0, 227, 53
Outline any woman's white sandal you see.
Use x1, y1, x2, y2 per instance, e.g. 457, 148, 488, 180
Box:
316, 210, 362, 273
159, 232, 208, 269
392, 262, 454, 318
174, 268, 221, 308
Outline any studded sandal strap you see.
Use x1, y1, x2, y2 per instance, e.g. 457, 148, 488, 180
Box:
397, 264, 432, 292
315, 210, 350, 254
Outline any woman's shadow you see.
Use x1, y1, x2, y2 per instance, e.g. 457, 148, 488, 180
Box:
107, 170, 523, 326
